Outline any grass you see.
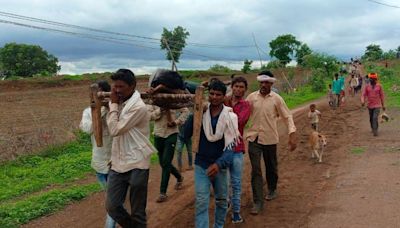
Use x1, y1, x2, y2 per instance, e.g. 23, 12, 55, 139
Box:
0, 132, 92, 202
0, 183, 102, 228
351, 147, 365, 154
249, 79, 328, 109
281, 84, 327, 109
365, 60, 400, 108
0, 127, 159, 226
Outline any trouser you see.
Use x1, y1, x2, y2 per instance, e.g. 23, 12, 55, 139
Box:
154, 133, 182, 194
176, 136, 193, 168
336, 94, 341, 107
228, 152, 244, 213
368, 108, 380, 134
248, 141, 278, 206
96, 172, 116, 228
195, 165, 228, 228
106, 169, 149, 228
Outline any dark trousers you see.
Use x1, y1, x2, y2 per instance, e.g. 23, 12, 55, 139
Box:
106, 169, 149, 228
369, 108, 380, 133
154, 133, 182, 194
248, 141, 278, 206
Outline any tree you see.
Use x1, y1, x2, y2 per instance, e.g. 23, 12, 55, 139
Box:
382, 49, 397, 60
362, 44, 383, 61
160, 26, 190, 71
296, 43, 312, 66
0, 43, 60, 78
262, 60, 284, 70
269, 34, 301, 65
241, 59, 253, 73
303, 52, 339, 79
208, 64, 232, 73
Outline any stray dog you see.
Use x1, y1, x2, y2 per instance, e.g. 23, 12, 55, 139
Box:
309, 131, 327, 163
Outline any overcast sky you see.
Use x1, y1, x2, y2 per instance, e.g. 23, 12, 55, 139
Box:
0, 0, 399, 74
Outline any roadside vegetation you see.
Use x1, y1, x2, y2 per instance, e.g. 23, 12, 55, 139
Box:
364, 60, 400, 108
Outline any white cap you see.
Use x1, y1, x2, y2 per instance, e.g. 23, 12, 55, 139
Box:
256, 74, 277, 83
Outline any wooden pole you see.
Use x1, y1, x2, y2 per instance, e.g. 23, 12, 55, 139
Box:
90, 84, 103, 147
97, 92, 195, 100
162, 38, 178, 71
252, 32, 263, 68
192, 86, 204, 153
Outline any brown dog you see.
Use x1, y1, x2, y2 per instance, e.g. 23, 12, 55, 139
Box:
309, 131, 327, 163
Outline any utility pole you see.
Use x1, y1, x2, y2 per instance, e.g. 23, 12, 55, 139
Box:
252, 33, 263, 68
162, 38, 178, 71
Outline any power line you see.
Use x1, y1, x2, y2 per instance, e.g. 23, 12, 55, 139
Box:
367, 0, 400, 8
0, 18, 244, 62
0, 10, 255, 49
0, 19, 162, 50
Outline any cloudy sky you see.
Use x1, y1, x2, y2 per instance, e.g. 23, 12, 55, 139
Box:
0, 0, 399, 74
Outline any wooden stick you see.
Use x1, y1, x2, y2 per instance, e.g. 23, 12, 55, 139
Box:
93, 88, 204, 151
97, 91, 195, 100
192, 86, 204, 153
90, 84, 103, 147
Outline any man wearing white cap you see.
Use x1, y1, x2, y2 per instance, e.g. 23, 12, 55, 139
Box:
246, 70, 297, 215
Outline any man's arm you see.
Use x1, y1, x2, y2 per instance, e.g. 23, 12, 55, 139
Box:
174, 107, 189, 126
276, 97, 296, 135
276, 96, 297, 151
147, 105, 161, 121
361, 86, 368, 105
207, 148, 234, 177
107, 103, 148, 137
380, 85, 386, 110
215, 148, 233, 169
79, 108, 92, 134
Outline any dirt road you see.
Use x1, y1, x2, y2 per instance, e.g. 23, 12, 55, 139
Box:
24, 88, 400, 228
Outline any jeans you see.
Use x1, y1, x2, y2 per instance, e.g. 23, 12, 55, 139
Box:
96, 172, 116, 228
248, 142, 278, 206
154, 133, 182, 194
106, 169, 149, 228
228, 152, 244, 213
195, 165, 228, 228
369, 108, 380, 133
176, 136, 193, 169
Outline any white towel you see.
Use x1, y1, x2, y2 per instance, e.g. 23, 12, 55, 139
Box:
202, 104, 241, 150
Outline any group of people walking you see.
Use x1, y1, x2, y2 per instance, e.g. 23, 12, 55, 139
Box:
79, 64, 386, 227
328, 61, 386, 137
79, 69, 298, 227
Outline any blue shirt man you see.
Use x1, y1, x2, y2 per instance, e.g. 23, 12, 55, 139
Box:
185, 79, 239, 228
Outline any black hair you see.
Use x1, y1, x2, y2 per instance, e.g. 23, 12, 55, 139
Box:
208, 79, 227, 95
231, 76, 248, 88
335, 73, 339, 77
97, 80, 111, 92
111, 69, 136, 86
258, 70, 274, 78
